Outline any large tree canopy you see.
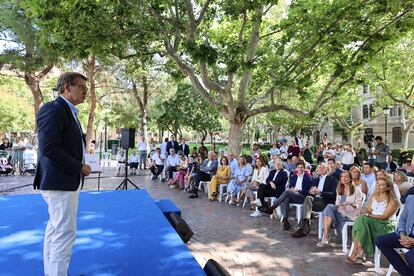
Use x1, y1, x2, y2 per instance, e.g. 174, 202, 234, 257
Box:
23, 0, 414, 154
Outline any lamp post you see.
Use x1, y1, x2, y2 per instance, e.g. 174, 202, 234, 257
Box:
383, 105, 390, 144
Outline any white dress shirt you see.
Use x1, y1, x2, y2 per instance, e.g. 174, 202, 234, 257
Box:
152, 153, 165, 165
160, 142, 167, 156
137, 141, 147, 151
317, 175, 326, 192
295, 174, 304, 191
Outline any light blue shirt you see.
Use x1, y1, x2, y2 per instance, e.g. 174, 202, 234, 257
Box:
229, 159, 238, 177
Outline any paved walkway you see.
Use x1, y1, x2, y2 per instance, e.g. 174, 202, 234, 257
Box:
0, 168, 393, 275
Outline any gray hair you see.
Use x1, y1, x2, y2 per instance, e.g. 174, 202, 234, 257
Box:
394, 170, 408, 183
55, 72, 88, 94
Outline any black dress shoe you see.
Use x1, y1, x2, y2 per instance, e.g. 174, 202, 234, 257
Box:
291, 228, 306, 238
282, 219, 290, 230
189, 193, 198, 199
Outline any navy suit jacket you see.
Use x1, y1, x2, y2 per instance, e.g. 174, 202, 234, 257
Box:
289, 174, 313, 196
266, 169, 288, 198
166, 140, 179, 154
179, 144, 190, 157
33, 96, 85, 191
312, 175, 338, 205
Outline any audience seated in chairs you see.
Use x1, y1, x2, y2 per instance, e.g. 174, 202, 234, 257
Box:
291, 163, 338, 238
376, 195, 414, 276
361, 162, 376, 196
346, 178, 399, 264
249, 159, 288, 217
150, 148, 165, 179
163, 148, 180, 182
350, 166, 368, 195
375, 169, 401, 201
227, 156, 250, 203
208, 156, 231, 201
317, 171, 364, 247
189, 151, 218, 199
262, 162, 313, 230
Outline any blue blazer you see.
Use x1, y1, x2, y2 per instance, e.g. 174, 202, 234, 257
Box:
33, 96, 85, 191
397, 195, 414, 236
289, 174, 313, 196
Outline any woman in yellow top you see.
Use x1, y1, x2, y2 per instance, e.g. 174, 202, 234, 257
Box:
208, 156, 231, 201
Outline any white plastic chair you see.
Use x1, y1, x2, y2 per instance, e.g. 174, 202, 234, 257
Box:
338, 193, 367, 252
101, 152, 112, 170
290, 203, 303, 223
218, 184, 228, 202
199, 181, 210, 195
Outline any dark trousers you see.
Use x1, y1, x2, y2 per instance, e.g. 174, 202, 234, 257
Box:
272, 190, 305, 219
150, 164, 164, 177
166, 166, 177, 180
257, 184, 278, 209
375, 232, 414, 276
375, 162, 387, 170
298, 196, 326, 228
195, 171, 211, 190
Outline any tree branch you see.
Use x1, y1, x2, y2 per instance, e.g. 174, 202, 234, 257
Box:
195, 0, 212, 26
36, 64, 53, 80
238, 4, 264, 105
199, 63, 225, 92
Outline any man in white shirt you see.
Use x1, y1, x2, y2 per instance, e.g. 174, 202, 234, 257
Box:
137, 136, 147, 170
150, 148, 165, 179
340, 144, 356, 170
160, 138, 168, 157
163, 149, 180, 182
323, 143, 335, 163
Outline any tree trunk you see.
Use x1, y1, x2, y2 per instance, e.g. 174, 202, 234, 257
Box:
84, 56, 98, 153
24, 73, 44, 120
228, 122, 244, 156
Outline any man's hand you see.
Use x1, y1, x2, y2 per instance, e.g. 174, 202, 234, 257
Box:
270, 182, 276, 190
81, 164, 91, 176
399, 236, 414, 248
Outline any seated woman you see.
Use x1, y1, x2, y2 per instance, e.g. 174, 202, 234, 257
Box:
227, 157, 250, 203
208, 156, 231, 201
375, 169, 401, 200
350, 166, 368, 195
169, 153, 188, 190
233, 157, 269, 209
128, 150, 139, 175
346, 177, 400, 264
317, 171, 364, 247
115, 148, 126, 176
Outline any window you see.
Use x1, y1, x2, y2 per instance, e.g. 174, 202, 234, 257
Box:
369, 104, 375, 118
363, 105, 369, 119
392, 127, 402, 143
390, 105, 400, 117
363, 84, 369, 94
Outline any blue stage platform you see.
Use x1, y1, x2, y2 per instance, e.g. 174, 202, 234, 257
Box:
0, 190, 205, 276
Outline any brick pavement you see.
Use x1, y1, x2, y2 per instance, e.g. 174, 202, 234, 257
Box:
0, 168, 394, 275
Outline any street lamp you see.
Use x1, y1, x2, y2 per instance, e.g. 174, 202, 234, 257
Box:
383, 105, 390, 144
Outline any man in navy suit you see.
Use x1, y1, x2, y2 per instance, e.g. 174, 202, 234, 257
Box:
291, 163, 338, 237
34, 72, 91, 276
376, 195, 414, 276
262, 162, 313, 230
179, 138, 190, 157
166, 135, 179, 155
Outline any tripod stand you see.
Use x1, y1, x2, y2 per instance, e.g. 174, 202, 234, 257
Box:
116, 148, 139, 190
